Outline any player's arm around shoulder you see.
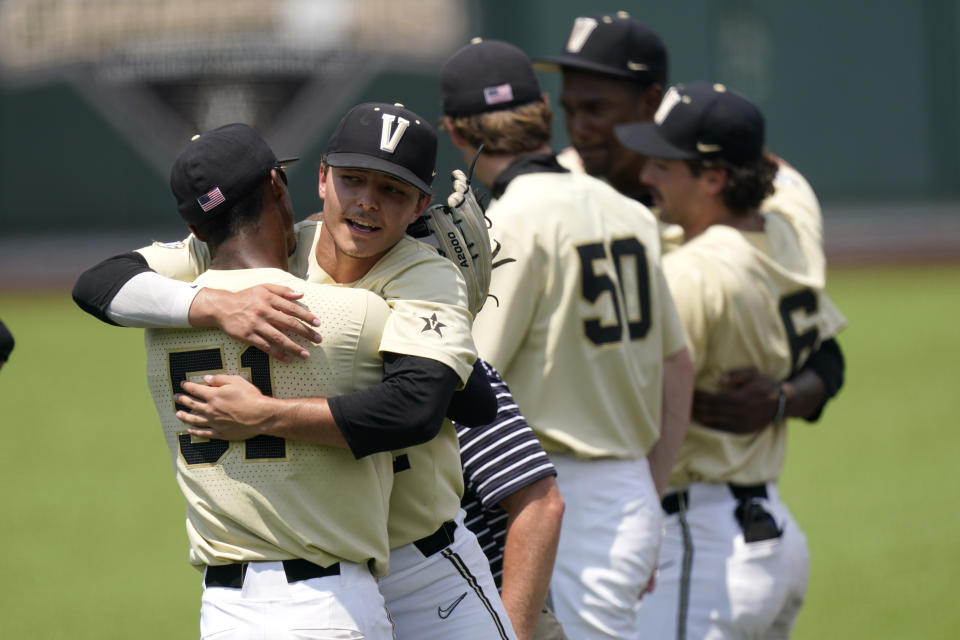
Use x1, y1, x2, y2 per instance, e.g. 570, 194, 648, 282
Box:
72, 233, 208, 327
73, 229, 323, 360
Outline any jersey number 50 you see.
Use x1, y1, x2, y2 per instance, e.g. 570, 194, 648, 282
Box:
577, 237, 652, 345
168, 347, 285, 465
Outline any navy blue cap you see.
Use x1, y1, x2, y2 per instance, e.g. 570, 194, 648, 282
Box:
615, 82, 765, 166
534, 11, 667, 87
170, 123, 296, 225
441, 39, 542, 117
325, 102, 437, 195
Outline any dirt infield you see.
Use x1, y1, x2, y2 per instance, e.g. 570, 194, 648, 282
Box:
1, 202, 958, 290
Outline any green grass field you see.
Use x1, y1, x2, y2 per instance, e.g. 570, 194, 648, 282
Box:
1, 264, 958, 638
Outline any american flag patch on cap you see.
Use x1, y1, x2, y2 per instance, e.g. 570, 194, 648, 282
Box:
198, 187, 225, 212
483, 83, 514, 106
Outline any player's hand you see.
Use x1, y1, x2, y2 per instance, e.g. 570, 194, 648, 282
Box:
175, 374, 275, 440
692, 368, 779, 434
188, 285, 322, 362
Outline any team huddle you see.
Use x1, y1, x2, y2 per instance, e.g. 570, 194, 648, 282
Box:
73, 11, 846, 640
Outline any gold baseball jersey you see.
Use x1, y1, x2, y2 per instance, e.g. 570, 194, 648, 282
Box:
473, 171, 687, 459
144, 267, 394, 575
663, 218, 847, 486
383, 420, 464, 548
137, 220, 471, 550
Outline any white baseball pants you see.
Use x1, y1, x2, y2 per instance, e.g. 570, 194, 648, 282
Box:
549, 455, 663, 639
199, 559, 394, 639
635, 482, 810, 639
380, 509, 517, 640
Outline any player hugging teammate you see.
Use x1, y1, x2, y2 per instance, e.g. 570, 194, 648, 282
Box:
73, 10, 846, 640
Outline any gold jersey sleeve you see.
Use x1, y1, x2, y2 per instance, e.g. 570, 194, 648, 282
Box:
473, 171, 684, 459
144, 267, 394, 576
762, 162, 826, 287
664, 222, 846, 486
136, 235, 210, 281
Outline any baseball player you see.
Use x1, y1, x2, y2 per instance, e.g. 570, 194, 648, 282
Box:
454, 359, 567, 640
73, 102, 516, 639
536, 11, 666, 206
0, 318, 13, 371
615, 82, 848, 638
439, 39, 695, 639
537, 10, 847, 426
146, 123, 395, 637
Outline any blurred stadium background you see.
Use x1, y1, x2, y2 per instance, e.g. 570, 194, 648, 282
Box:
0, 2, 958, 639
0, 0, 958, 283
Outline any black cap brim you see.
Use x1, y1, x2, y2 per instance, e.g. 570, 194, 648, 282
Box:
325, 152, 432, 195
615, 122, 697, 160
533, 56, 639, 82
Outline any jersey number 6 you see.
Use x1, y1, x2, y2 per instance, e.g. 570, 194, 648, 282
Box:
168, 347, 286, 465
577, 237, 652, 345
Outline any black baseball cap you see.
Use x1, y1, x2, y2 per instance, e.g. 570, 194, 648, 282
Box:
534, 11, 667, 88
170, 123, 297, 225
325, 102, 437, 195
614, 82, 765, 166
441, 38, 542, 118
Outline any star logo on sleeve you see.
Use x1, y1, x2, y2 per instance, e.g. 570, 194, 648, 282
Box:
420, 313, 446, 337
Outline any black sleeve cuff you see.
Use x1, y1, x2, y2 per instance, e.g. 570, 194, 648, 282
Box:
446, 358, 497, 427
72, 252, 152, 326
801, 337, 846, 422
330, 353, 459, 458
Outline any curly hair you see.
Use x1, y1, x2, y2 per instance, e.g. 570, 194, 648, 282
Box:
686, 154, 778, 215
446, 98, 553, 155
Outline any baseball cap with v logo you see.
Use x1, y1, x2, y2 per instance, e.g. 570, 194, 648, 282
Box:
325, 102, 438, 195
533, 11, 667, 88
614, 82, 765, 166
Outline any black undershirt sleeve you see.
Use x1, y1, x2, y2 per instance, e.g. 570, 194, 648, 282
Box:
329, 353, 459, 458
446, 359, 498, 427
72, 252, 153, 326
800, 337, 846, 422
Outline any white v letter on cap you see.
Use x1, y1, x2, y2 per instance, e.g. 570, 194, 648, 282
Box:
566, 17, 598, 52
380, 114, 410, 153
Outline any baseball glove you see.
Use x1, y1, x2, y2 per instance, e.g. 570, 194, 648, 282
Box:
409, 168, 492, 316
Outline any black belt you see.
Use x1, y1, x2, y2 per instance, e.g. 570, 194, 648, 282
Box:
413, 520, 457, 557
204, 558, 340, 589
661, 483, 768, 515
